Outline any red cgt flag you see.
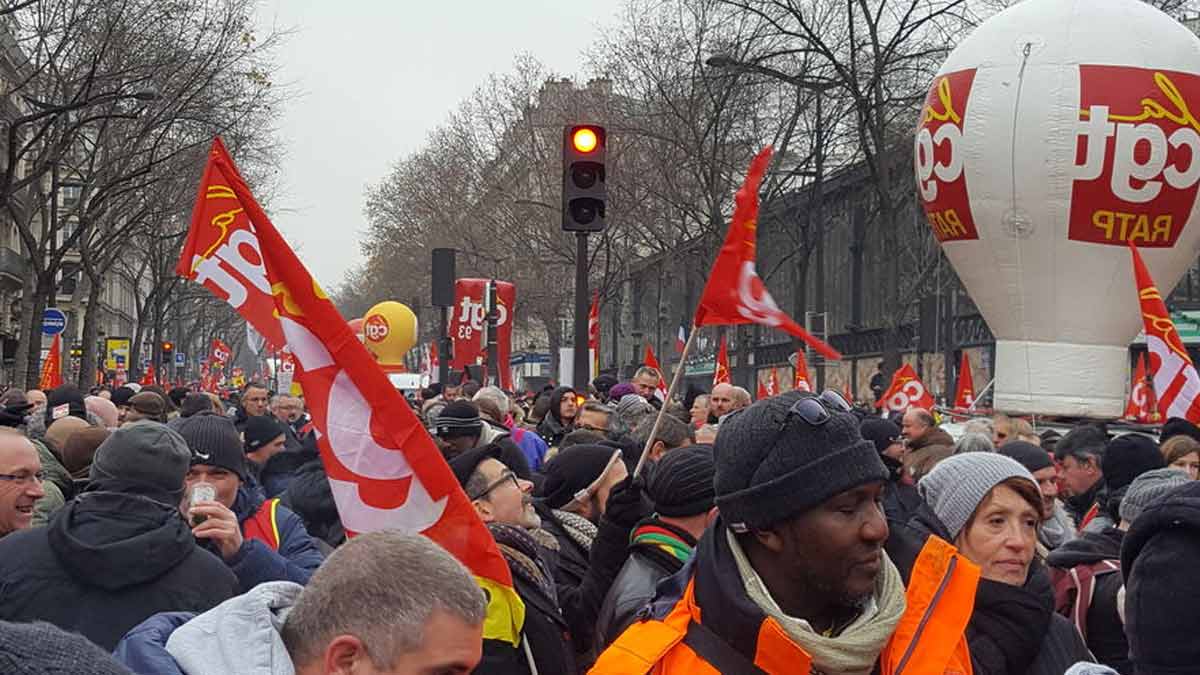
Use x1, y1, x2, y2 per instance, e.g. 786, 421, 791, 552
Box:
767, 367, 781, 396
177, 138, 285, 351
953, 352, 975, 411
793, 350, 812, 392
1124, 353, 1158, 422
182, 138, 524, 644
38, 334, 63, 390
694, 147, 840, 361
210, 338, 232, 366
713, 334, 731, 386
876, 364, 935, 412
588, 290, 600, 376
643, 343, 668, 402
1130, 242, 1200, 422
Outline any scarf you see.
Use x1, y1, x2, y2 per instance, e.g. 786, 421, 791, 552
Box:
727, 529, 907, 675
489, 523, 558, 605
966, 564, 1053, 675
630, 518, 696, 566
552, 508, 597, 551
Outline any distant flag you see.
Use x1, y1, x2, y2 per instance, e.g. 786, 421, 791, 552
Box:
713, 334, 731, 386
953, 352, 975, 411
1130, 241, 1200, 423
876, 364, 935, 412
1125, 353, 1154, 422
767, 367, 781, 396
643, 343, 668, 402
588, 291, 600, 376
675, 325, 687, 354
38, 334, 63, 390
793, 350, 812, 392
693, 147, 840, 361
756, 379, 769, 401
140, 364, 157, 387
843, 380, 854, 404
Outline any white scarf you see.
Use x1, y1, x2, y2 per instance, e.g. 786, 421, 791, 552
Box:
727, 529, 906, 675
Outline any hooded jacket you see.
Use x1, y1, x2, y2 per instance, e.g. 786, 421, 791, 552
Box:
1046, 527, 1127, 673
0, 483, 237, 650
113, 581, 301, 675
219, 485, 323, 592
536, 387, 575, 447
1120, 480, 1200, 674
278, 459, 344, 552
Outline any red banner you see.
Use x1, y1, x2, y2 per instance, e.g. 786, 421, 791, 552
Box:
186, 137, 523, 645
915, 69, 979, 243
953, 352, 975, 411
449, 279, 515, 389
210, 338, 232, 365
1130, 241, 1200, 422
793, 350, 811, 392
1125, 353, 1158, 422
177, 138, 285, 349
767, 367, 781, 396
713, 334, 731, 386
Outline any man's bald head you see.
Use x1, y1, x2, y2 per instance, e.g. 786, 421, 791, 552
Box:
901, 408, 935, 441
0, 431, 43, 536
709, 383, 737, 419
730, 387, 752, 409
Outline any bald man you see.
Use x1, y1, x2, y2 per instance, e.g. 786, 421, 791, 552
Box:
901, 408, 954, 451
708, 383, 752, 423
0, 432, 45, 539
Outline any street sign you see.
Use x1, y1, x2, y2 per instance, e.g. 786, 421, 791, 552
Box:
41, 308, 66, 336
175, 352, 185, 366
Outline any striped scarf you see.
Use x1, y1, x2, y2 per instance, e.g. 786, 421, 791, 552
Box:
631, 520, 695, 564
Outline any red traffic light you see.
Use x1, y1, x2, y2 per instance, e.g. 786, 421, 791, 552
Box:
572, 127, 598, 153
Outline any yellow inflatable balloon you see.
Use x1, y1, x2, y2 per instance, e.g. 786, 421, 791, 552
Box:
362, 301, 417, 371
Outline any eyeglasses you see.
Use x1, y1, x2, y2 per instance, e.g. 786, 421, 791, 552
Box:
0, 471, 46, 486
468, 469, 520, 501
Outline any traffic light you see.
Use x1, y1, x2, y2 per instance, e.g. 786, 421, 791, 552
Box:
562, 124, 606, 232
161, 341, 174, 354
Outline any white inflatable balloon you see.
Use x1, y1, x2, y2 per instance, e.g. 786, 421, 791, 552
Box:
916, 0, 1200, 417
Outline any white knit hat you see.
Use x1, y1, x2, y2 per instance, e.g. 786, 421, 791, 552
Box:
918, 452, 1038, 539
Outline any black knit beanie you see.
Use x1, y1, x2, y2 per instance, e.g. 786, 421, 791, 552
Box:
434, 401, 483, 439
997, 440, 1053, 473
648, 443, 716, 518
175, 412, 247, 479
536, 443, 621, 509
244, 414, 287, 452
714, 390, 888, 531
859, 418, 901, 456
1161, 416, 1200, 444
1102, 434, 1165, 492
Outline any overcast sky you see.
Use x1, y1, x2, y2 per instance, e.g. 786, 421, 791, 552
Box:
258, 0, 621, 287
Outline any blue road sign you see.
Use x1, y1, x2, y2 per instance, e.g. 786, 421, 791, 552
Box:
175, 352, 185, 366
41, 308, 66, 335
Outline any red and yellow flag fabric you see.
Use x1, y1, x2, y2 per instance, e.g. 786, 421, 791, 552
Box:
876, 364, 935, 412
953, 352, 975, 411
793, 350, 811, 392
38, 334, 62, 390
713, 334, 731, 386
181, 138, 523, 644
1130, 241, 1200, 423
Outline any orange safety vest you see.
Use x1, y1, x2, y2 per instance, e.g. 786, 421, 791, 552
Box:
242, 497, 282, 551
591, 536, 978, 675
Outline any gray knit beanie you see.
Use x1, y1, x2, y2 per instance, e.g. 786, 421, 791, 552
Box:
1120, 467, 1190, 524
88, 421, 191, 498
714, 391, 888, 531
918, 452, 1038, 540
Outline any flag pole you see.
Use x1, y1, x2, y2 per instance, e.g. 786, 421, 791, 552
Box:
633, 325, 699, 479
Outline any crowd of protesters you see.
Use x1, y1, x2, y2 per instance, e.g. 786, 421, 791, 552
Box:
0, 371, 1195, 674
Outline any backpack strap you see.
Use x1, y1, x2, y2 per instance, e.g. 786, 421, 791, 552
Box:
1053, 559, 1121, 641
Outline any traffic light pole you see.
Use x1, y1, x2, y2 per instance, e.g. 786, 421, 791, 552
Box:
573, 232, 589, 389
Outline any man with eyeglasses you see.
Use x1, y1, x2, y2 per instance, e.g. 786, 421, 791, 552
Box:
0, 431, 45, 538
449, 445, 575, 673
593, 390, 976, 675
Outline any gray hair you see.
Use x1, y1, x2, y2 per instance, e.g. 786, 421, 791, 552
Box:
963, 417, 994, 437
633, 411, 692, 450
281, 531, 486, 668
954, 431, 994, 454
731, 386, 752, 406
473, 386, 510, 418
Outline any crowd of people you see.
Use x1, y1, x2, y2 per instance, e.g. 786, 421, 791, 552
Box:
0, 370, 1196, 674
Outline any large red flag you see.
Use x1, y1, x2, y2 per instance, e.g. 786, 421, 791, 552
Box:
38, 334, 62, 390
176, 139, 284, 350
182, 138, 523, 644
953, 352, 975, 411
643, 343, 668, 402
1130, 241, 1200, 423
876, 364, 935, 412
792, 350, 812, 392
713, 334, 731, 386
588, 290, 600, 376
694, 147, 840, 361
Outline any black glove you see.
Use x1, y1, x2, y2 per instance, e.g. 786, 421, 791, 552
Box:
604, 474, 651, 529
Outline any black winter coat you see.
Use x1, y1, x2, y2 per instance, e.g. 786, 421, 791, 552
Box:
280, 458, 345, 552
0, 484, 237, 650
595, 519, 694, 649
1046, 527, 1127, 672
536, 386, 575, 447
